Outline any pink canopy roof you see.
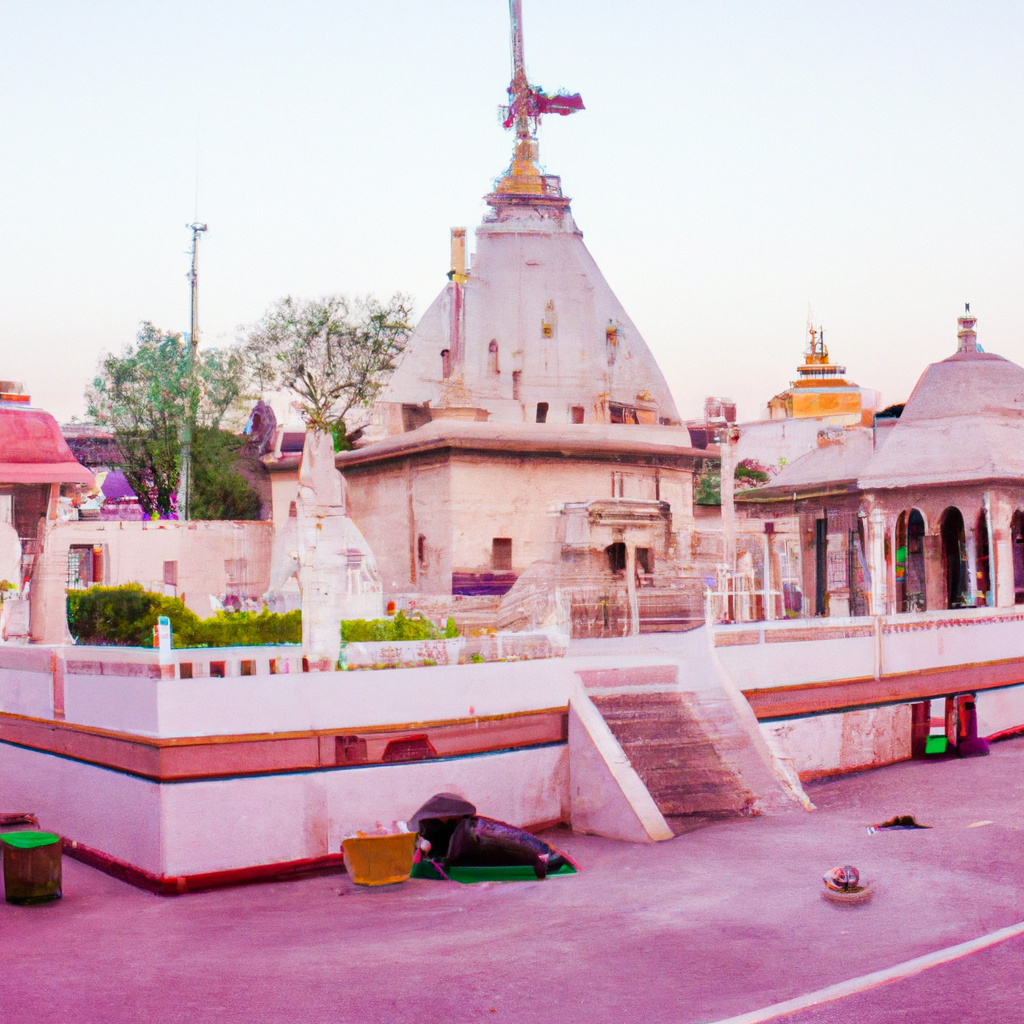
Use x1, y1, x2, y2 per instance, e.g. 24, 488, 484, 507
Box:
0, 406, 94, 485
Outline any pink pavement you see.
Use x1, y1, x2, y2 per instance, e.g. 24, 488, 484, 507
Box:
4, 738, 1024, 1023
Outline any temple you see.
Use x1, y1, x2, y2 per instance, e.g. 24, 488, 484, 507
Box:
5, 4, 1024, 901
366, 3, 678, 436
736, 308, 1024, 617
273, 0, 704, 627
766, 320, 878, 425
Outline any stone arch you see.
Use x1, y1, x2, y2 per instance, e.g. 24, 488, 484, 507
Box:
895, 508, 927, 612
975, 506, 992, 606
939, 506, 969, 609
1011, 510, 1024, 604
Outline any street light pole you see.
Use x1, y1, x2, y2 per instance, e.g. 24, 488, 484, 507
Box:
178, 221, 207, 520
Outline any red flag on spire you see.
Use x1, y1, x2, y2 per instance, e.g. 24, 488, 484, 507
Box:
532, 89, 585, 117
503, 85, 585, 129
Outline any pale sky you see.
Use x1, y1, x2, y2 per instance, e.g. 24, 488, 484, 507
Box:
2, 1, 1022, 423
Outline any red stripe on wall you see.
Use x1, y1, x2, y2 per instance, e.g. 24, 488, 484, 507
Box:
63, 838, 346, 895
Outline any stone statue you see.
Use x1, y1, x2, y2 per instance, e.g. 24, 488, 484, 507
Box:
267, 429, 383, 667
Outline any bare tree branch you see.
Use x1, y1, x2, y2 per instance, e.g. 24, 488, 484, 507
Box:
241, 294, 413, 435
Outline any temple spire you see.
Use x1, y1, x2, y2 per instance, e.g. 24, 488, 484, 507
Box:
957, 304, 978, 353
494, 0, 584, 198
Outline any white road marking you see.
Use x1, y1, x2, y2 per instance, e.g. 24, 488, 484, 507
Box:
706, 919, 1024, 1024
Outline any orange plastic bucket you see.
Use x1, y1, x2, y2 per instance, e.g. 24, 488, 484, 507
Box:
342, 832, 418, 886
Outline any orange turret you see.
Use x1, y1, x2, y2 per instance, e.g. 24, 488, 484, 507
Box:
767, 321, 876, 424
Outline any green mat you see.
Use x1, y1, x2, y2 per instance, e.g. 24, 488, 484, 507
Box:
410, 860, 577, 883
925, 735, 948, 754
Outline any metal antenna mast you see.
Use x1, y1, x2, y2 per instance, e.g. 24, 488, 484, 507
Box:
178, 221, 207, 520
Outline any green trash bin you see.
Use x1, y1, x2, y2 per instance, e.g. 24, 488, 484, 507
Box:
1, 831, 62, 905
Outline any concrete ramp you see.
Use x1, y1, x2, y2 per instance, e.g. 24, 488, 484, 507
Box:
568, 629, 811, 838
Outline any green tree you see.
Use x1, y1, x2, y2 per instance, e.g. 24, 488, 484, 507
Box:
191, 427, 262, 521
86, 323, 249, 518
694, 458, 772, 506
242, 294, 413, 436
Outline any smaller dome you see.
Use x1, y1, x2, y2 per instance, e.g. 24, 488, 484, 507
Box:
859, 315, 1024, 490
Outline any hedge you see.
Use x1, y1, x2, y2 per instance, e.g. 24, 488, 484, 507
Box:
66, 586, 458, 648
340, 610, 459, 642
67, 585, 300, 648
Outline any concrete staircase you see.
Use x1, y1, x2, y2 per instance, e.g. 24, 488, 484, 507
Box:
589, 691, 758, 832
568, 630, 810, 840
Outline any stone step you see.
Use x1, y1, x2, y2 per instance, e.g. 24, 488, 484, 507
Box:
589, 691, 765, 833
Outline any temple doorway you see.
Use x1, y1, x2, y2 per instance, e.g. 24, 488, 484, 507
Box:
895, 509, 926, 612
848, 521, 870, 617
1013, 510, 1024, 604
940, 507, 968, 609
814, 518, 828, 616
975, 508, 992, 606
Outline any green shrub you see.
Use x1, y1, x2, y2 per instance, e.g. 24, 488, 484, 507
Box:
340, 610, 459, 643
67, 584, 300, 648
67, 585, 458, 648
68, 584, 163, 647
184, 608, 301, 647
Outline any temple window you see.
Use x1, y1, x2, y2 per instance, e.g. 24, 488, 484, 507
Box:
606, 322, 619, 366
609, 403, 639, 424
67, 545, 98, 590
492, 538, 512, 571
605, 542, 627, 574
441, 349, 451, 379
571, 406, 584, 424
636, 547, 653, 575
225, 558, 247, 586
512, 371, 522, 401
536, 402, 548, 423
488, 340, 499, 374
418, 534, 427, 568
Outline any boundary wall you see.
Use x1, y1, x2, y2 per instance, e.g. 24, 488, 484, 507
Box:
5, 609, 1024, 889
712, 608, 1024, 776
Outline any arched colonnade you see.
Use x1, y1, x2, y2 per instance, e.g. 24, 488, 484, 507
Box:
888, 501, 1024, 613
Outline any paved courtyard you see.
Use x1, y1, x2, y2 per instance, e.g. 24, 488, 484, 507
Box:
4, 737, 1024, 1023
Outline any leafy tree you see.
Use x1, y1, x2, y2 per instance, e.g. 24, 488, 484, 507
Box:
694, 458, 772, 506
86, 323, 249, 518
191, 427, 262, 521
242, 294, 413, 435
